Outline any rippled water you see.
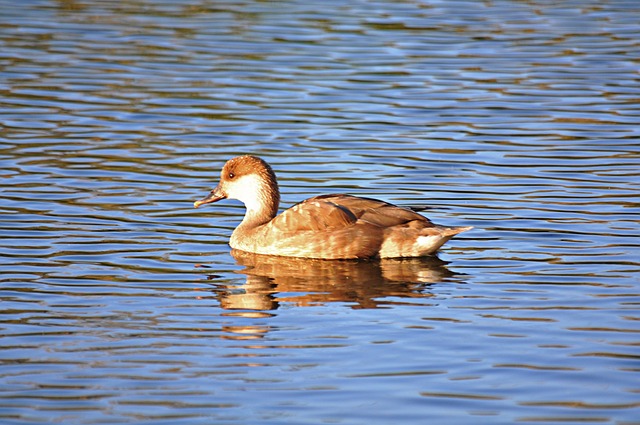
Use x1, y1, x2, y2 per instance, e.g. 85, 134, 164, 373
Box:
1, 0, 640, 423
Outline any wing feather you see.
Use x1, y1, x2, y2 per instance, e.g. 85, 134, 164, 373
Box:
269, 197, 357, 232
307, 194, 434, 228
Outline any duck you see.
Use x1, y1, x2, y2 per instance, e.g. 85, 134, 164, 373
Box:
194, 155, 472, 260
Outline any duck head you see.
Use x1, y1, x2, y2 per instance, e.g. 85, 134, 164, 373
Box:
194, 155, 281, 223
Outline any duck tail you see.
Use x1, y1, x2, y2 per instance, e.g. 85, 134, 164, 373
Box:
441, 226, 474, 237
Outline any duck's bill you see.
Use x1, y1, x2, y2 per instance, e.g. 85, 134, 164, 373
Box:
194, 188, 226, 208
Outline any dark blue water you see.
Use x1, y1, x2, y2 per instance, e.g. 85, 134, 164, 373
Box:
1, 0, 639, 423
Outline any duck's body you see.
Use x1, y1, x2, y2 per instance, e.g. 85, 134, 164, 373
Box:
194, 155, 472, 260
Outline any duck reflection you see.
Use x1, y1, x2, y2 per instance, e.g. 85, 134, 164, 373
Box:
210, 250, 462, 310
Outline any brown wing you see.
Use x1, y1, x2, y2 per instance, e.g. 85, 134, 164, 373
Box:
269, 197, 358, 232
308, 194, 435, 228
270, 194, 435, 233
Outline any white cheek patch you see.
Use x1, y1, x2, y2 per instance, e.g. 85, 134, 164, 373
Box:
228, 174, 264, 212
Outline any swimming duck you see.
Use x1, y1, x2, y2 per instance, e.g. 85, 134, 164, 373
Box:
194, 155, 472, 260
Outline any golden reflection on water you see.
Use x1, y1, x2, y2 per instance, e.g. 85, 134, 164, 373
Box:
209, 249, 459, 310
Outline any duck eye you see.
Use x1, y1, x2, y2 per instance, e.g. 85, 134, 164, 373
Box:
228, 172, 235, 179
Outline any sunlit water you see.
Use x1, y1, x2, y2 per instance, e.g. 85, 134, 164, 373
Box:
1, 0, 639, 424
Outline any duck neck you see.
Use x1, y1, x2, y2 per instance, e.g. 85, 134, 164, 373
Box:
239, 181, 280, 229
